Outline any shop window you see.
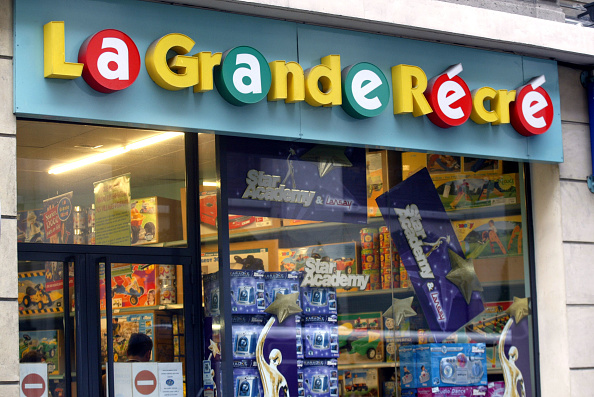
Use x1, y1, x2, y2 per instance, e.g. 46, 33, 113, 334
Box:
202, 136, 535, 397
16, 120, 187, 248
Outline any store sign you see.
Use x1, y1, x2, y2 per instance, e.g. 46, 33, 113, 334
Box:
301, 258, 369, 290
44, 22, 555, 137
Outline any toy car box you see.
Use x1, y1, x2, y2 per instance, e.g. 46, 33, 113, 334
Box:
19, 330, 63, 375
18, 267, 66, 316
425, 343, 488, 387
99, 263, 158, 310
340, 368, 379, 396
131, 196, 183, 245
338, 312, 384, 365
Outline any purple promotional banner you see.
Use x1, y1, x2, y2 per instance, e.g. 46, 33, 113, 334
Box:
225, 136, 367, 224
376, 168, 484, 340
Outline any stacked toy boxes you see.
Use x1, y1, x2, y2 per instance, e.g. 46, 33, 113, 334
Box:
399, 343, 488, 395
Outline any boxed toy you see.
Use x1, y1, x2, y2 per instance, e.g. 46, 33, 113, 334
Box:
203, 272, 220, 317
230, 270, 266, 314
301, 286, 337, 315
278, 242, 359, 276
383, 381, 397, 397
453, 216, 523, 259
303, 316, 339, 359
232, 315, 266, 361
202, 248, 272, 273
100, 311, 173, 363
99, 263, 158, 310
18, 267, 66, 316
426, 343, 488, 387
131, 196, 183, 245
17, 209, 45, 243
487, 381, 505, 397
431, 173, 519, 211
19, 330, 63, 375
338, 312, 384, 365
199, 191, 281, 236
233, 367, 264, 397
464, 302, 512, 369
340, 368, 380, 396
264, 271, 301, 307
366, 150, 390, 218
416, 345, 432, 387
298, 359, 339, 397
402, 153, 501, 179
399, 345, 416, 389
417, 386, 487, 396
43, 191, 74, 244
401, 389, 418, 397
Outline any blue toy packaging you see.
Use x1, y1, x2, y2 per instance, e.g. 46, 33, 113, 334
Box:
233, 367, 264, 397
298, 359, 338, 397
264, 271, 301, 307
415, 345, 432, 387
399, 345, 417, 389
230, 270, 266, 314
301, 286, 337, 315
232, 315, 266, 361
296, 315, 304, 360
401, 389, 418, 397
302, 316, 339, 359
382, 381, 396, 397
203, 272, 220, 317
427, 343, 488, 387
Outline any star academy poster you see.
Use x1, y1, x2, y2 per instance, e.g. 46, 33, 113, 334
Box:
376, 168, 484, 340
224, 136, 367, 224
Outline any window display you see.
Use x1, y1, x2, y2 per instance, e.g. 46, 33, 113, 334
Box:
201, 135, 534, 397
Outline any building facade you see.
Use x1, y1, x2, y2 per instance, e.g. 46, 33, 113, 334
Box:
2, 0, 594, 396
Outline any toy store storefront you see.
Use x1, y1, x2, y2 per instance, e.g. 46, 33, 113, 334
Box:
14, 0, 561, 397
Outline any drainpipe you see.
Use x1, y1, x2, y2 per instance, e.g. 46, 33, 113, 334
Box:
581, 70, 594, 192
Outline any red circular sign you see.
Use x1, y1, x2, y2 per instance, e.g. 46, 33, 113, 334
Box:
510, 85, 554, 137
135, 370, 157, 395
425, 74, 472, 129
78, 29, 141, 93
21, 373, 46, 397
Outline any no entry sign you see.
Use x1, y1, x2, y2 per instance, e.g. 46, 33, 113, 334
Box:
20, 364, 48, 397
132, 364, 159, 397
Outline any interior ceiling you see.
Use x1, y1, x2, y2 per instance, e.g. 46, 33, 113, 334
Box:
17, 120, 217, 202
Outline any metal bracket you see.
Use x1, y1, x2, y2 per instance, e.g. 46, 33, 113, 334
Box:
589, 175, 594, 193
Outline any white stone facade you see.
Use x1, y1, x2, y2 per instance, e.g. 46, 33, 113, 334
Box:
3, 0, 593, 396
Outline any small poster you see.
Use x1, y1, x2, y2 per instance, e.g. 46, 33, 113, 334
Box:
158, 362, 184, 396
94, 174, 132, 246
43, 191, 74, 244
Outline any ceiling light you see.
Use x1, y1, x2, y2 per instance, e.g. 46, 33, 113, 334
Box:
48, 131, 184, 175
202, 181, 218, 187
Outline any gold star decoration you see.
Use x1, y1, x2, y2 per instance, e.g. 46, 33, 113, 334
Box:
382, 296, 417, 327
264, 292, 302, 324
446, 249, 483, 304
506, 297, 530, 324
208, 339, 220, 358
300, 145, 353, 177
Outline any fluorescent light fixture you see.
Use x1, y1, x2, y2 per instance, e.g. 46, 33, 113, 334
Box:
48, 131, 183, 175
202, 181, 218, 187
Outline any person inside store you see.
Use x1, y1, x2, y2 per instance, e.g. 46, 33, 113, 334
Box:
101, 333, 154, 396
20, 350, 46, 363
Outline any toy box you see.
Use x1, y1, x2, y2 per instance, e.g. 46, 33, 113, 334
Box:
340, 368, 380, 396
431, 173, 519, 211
100, 311, 173, 363
278, 242, 359, 275
464, 302, 512, 369
19, 330, 63, 375
232, 315, 266, 361
264, 271, 301, 307
203, 271, 220, 317
18, 266, 67, 316
338, 312, 384, 365
425, 343, 488, 387
17, 209, 45, 243
417, 386, 487, 396
453, 216, 523, 259
301, 286, 337, 316
383, 381, 397, 397
230, 270, 266, 314
298, 359, 339, 397
366, 150, 389, 218
198, 191, 281, 237
303, 316, 339, 359
233, 367, 264, 397
416, 345, 432, 387
99, 263, 158, 310
402, 153, 501, 179
131, 196, 183, 245
399, 345, 417, 389
202, 247, 272, 273
487, 381, 505, 397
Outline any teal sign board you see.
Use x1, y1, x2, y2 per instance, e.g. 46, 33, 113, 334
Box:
14, 0, 562, 162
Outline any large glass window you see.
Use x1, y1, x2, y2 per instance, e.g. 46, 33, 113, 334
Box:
202, 136, 534, 397
17, 120, 187, 248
